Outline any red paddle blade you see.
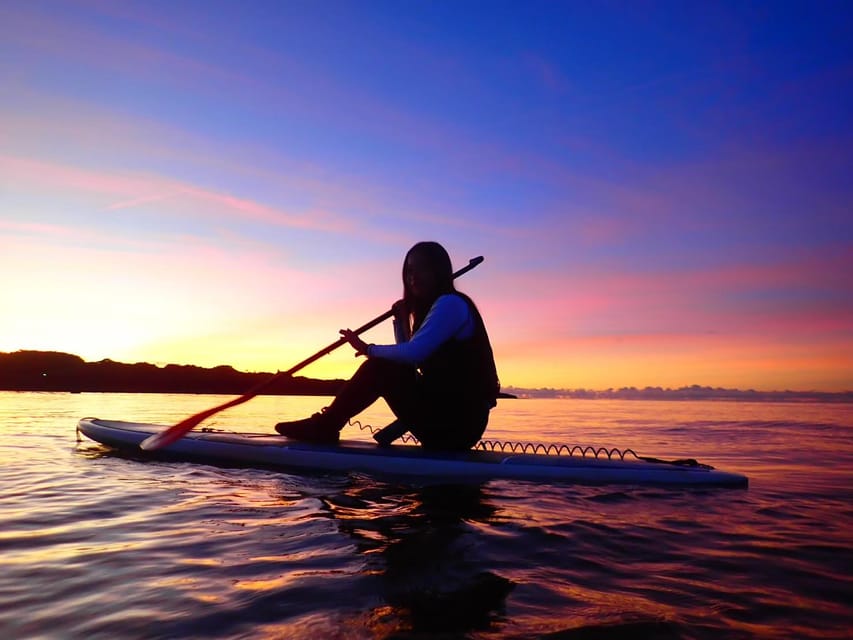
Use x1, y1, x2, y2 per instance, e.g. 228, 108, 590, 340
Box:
139, 391, 258, 450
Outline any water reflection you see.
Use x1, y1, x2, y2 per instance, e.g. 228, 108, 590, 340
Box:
319, 479, 514, 635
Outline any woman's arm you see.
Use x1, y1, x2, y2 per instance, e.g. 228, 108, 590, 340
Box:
339, 299, 412, 356
367, 294, 472, 366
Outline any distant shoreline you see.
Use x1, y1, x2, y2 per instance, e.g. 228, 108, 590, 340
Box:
500, 386, 853, 403
1, 350, 850, 402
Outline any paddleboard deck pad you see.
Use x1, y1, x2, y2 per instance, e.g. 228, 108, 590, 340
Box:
76, 418, 748, 487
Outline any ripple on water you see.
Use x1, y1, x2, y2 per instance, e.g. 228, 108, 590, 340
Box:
1, 394, 852, 639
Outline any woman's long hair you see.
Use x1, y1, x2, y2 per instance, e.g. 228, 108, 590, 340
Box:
402, 241, 456, 331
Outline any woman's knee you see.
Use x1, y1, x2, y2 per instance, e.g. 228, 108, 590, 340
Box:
352, 358, 417, 408
350, 358, 405, 388
357, 357, 410, 378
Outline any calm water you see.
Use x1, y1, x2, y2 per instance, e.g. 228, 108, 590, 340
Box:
0, 391, 851, 639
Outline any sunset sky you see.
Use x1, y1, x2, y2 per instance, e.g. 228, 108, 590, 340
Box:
2, 1, 851, 391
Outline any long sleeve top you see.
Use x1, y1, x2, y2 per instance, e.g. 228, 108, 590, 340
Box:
366, 294, 474, 367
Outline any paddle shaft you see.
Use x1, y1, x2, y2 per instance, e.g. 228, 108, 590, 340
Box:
140, 256, 484, 450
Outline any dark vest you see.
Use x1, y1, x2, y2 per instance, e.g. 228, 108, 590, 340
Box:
418, 293, 500, 411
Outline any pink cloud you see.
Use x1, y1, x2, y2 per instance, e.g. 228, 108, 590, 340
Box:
0, 91, 490, 241
478, 247, 852, 353
0, 154, 363, 236
103, 194, 171, 211
1, 154, 154, 196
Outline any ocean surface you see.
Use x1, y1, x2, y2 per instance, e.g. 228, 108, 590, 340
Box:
0, 391, 850, 639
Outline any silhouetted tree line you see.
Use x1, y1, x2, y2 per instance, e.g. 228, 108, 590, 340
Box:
0, 350, 345, 395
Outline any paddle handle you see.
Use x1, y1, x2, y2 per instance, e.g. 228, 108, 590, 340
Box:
140, 256, 484, 450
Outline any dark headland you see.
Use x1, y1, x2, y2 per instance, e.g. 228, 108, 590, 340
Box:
0, 350, 848, 402
0, 350, 344, 395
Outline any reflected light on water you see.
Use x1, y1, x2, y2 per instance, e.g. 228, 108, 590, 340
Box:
0, 392, 850, 639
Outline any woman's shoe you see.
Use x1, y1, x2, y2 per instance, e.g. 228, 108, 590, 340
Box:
275, 413, 340, 444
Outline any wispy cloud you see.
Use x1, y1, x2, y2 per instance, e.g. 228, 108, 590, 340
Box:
103, 194, 171, 211
1, 154, 358, 237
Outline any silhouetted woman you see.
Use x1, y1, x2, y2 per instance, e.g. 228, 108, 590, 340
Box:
275, 241, 499, 450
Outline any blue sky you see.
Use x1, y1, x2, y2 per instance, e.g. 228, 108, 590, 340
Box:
1, 0, 851, 390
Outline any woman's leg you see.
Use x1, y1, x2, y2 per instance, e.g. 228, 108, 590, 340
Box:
324, 358, 419, 427
276, 358, 418, 441
347, 371, 491, 451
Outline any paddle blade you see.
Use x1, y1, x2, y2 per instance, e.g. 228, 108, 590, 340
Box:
139, 392, 257, 450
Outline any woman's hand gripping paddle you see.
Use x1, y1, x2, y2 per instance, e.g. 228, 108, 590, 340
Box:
140, 256, 484, 451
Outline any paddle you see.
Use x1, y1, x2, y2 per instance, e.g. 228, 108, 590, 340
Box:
140, 256, 485, 451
